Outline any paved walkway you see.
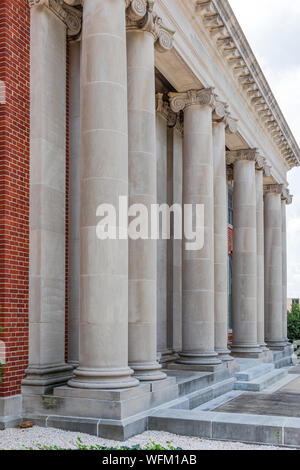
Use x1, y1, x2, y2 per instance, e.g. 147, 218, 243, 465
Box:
216, 373, 300, 418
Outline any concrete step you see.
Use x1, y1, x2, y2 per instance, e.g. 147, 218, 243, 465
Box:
234, 368, 288, 392
167, 377, 236, 411
166, 368, 230, 397
235, 363, 275, 381
148, 408, 300, 447
274, 356, 293, 369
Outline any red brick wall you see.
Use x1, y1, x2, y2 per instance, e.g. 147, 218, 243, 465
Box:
0, 0, 30, 397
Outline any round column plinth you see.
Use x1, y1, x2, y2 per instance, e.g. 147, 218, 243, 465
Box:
177, 351, 222, 366
68, 367, 139, 390
129, 362, 167, 382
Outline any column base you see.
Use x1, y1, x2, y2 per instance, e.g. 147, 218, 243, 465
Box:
22, 363, 74, 395
130, 362, 167, 382
21, 376, 179, 440
216, 348, 234, 362
68, 366, 139, 390
230, 343, 265, 359
266, 340, 290, 351
175, 351, 223, 371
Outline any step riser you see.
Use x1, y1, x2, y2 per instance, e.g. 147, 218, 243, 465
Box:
235, 364, 274, 381
177, 369, 230, 396
274, 357, 293, 369
188, 379, 235, 410
234, 371, 288, 392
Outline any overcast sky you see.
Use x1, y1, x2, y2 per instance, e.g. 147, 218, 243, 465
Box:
229, 0, 300, 298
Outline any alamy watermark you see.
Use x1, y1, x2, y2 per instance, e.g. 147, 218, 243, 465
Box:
95, 197, 205, 251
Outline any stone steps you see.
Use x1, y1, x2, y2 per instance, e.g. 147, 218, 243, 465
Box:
234, 368, 288, 392
235, 363, 275, 381
148, 408, 300, 447
166, 368, 231, 397
273, 346, 294, 369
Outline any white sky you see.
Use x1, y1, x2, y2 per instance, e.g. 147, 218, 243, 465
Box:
229, 0, 300, 298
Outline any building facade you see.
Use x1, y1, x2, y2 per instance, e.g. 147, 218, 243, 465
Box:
0, 0, 299, 438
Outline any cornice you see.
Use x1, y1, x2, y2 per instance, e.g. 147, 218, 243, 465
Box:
28, 0, 82, 38
195, 0, 300, 169
126, 0, 175, 52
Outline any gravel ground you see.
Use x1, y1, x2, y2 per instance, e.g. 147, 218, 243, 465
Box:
0, 427, 292, 450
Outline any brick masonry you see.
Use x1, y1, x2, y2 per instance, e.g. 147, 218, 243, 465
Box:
0, 0, 30, 397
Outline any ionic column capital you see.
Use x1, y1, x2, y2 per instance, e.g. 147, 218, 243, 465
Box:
225, 113, 238, 135
263, 183, 284, 196
169, 87, 217, 113
156, 93, 183, 134
126, 0, 175, 52
28, 0, 82, 37
226, 148, 258, 165
281, 186, 293, 205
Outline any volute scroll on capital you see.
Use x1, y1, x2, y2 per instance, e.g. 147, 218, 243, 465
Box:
156, 93, 183, 134
126, 0, 175, 52
255, 154, 272, 177
168, 87, 216, 113
28, 0, 82, 38
281, 186, 293, 205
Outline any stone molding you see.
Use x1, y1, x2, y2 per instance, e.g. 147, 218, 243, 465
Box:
28, 0, 82, 37
156, 93, 183, 134
195, 0, 300, 169
126, 0, 175, 52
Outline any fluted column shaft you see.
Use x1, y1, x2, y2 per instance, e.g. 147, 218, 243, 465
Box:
213, 121, 231, 362
69, 0, 138, 389
264, 186, 286, 350
256, 170, 267, 349
127, 24, 166, 381
281, 198, 288, 342
230, 152, 260, 355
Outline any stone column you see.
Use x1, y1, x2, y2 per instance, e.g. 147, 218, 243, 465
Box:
212, 114, 237, 363
281, 198, 288, 342
281, 188, 292, 343
23, 2, 73, 394
264, 184, 286, 350
228, 150, 261, 356
126, 1, 174, 381
169, 89, 222, 368
155, 94, 180, 364
68, 0, 138, 389
256, 166, 268, 350
68, 41, 81, 366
